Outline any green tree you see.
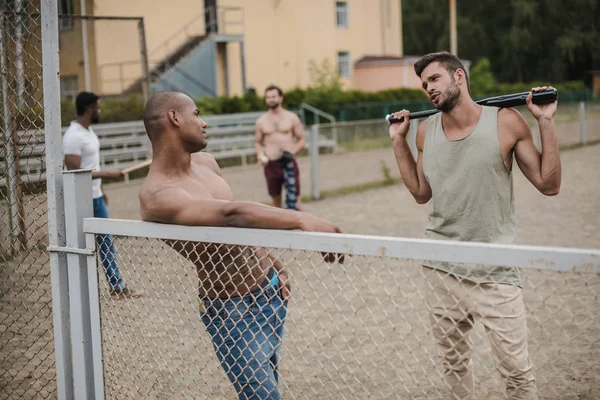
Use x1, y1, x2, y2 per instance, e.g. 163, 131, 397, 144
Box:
469, 57, 496, 94
402, 0, 600, 84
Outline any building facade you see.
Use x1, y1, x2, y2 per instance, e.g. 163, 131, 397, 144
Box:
92, 0, 406, 98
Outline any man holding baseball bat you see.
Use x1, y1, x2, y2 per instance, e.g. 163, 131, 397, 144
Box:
388, 52, 561, 399
63, 92, 141, 299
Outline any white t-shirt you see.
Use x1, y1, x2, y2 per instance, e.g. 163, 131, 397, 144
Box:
62, 121, 103, 199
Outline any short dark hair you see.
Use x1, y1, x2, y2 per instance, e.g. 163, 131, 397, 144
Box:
75, 91, 100, 116
414, 52, 469, 87
143, 91, 188, 140
264, 84, 283, 97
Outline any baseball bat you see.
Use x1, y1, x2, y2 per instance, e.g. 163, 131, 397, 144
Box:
385, 88, 558, 124
121, 159, 152, 175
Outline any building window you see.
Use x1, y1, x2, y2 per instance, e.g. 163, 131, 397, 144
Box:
337, 51, 351, 78
60, 76, 78, 101
335, 2, 348, 28
58, 0, 74, 32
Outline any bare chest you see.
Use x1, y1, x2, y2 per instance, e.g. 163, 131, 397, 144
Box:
174, 165, 234, 201
261, 116, 294, 135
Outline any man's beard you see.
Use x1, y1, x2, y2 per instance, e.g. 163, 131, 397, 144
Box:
268, 103, 279, 110
91, 115, 100, 124
435, 83, 461, 113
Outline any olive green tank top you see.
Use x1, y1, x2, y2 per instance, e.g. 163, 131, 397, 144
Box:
422, 106, 520, 286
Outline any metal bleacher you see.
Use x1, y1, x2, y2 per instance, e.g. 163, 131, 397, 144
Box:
0, 109, 337, 186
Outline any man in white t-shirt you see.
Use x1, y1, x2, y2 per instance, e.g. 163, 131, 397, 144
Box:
63, 92, 140, 299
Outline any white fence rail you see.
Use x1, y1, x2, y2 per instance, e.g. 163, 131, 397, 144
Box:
47, 170, 599, 399
78, 217, 600, 399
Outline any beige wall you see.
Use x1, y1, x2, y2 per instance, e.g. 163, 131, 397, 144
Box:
94, 0, 404, 97
13, 0, 98, 101
58, 0, 99, 95
354, 64, 424, 92
94, 0, 207, 95
219, 0, 402, 94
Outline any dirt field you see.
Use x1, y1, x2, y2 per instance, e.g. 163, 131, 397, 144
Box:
1, 140, 599, 399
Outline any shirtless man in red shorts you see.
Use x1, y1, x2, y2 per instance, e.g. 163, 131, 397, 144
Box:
255, 84, 305, 210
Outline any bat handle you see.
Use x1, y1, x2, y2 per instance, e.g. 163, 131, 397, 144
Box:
386, 109, 439, 124
385, 114, 405, 124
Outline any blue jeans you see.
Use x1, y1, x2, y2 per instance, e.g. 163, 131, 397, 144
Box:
93, 197, 125, 291
200, 278, 288, 400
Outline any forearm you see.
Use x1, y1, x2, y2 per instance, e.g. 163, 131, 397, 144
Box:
255, 142, 264, 157
292, 137, 305, 154
224, 201, 303, 230
538, 118, 561, 192
91, 171, 117, 179
391, 138, 422, 196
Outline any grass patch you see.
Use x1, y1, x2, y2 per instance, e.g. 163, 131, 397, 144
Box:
340, 137, 392, 152
558, 138, 600, 151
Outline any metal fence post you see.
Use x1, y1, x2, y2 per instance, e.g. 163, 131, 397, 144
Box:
86, 231, 105, 400
579, 101, 586, 145
0, 15, 22, 254
63, 170, 97, 400
138, 18, 150, 104
310, 124, 320, 200
80, 0, 91, 91
41, 0, 73, 398
14, 0, 25, 106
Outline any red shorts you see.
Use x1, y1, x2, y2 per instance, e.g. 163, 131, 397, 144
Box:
263, 158, 301, 197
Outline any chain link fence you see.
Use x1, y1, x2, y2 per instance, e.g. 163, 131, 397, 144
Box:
308, 100, 600, 199
318, 100, 600, 153
0, 6, 56, 399
88, 227, 599, 400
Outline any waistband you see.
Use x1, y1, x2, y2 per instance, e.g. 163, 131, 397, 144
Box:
199, 268, 279, 302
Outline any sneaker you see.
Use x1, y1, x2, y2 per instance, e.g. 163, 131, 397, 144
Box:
109, 287, 142, 300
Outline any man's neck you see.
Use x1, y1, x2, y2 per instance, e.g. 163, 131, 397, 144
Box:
76, 116, 92, 129
268, 106, 284, 115
441, 96, 482, 131
151, 138, 192, 176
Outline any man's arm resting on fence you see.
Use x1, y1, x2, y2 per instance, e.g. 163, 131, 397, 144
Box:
141, 187, 342, 233
64, 154, 123, 180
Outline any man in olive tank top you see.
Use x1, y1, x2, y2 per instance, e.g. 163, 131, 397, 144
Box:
388, 52, 561, 400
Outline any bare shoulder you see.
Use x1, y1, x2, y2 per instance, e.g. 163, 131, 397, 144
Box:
498, 107, 530, 138
139, 182, 189, 223
191, 151, 221, 175
255, 113, 268, 126
139, 177, 171, 220
285, 109, 301, 122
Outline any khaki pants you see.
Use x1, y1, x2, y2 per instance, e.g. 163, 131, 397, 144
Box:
424, 267, 538, 400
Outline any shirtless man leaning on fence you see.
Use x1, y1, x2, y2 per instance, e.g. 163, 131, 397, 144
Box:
138, 91, 343, 400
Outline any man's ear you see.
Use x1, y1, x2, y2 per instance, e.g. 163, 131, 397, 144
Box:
167, 109, 180, 127
455, 68, 467, 86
